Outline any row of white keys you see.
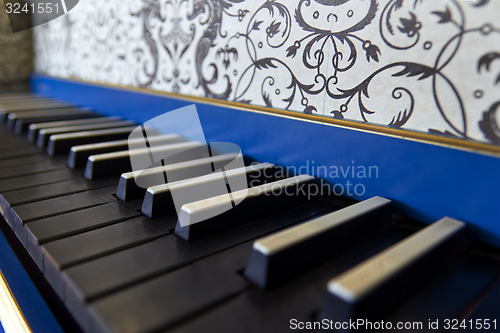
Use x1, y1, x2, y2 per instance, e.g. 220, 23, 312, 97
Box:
84, 141, 204, 180
141, 162, 275, 218
67, 134, 180, 169
116, 152, 242, 201
244, 196, 392, 288
0, 101, 72, 121
7, 108, 94, 132
46, 126, 138, 156
0, 94, 49, 104
175, 174, 316, 241
28, 116, 122, 142
320, 217, 464, 325
36, 120, 136, 148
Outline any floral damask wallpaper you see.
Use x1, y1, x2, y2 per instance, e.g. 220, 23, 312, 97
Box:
32, 0, 500, 145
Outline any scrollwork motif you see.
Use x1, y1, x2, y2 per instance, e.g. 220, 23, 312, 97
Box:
31, 0, 500, 145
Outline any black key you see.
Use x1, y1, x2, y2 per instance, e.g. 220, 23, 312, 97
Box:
0, 169, 72, 192
84, 141, 203, 180
170, 223, 413, 333
25, 202, 141, 268
0, 158, 66, 179
0, 132, 35, 149
141, 162, 275, 218
43, 216, 171, 299
43, 216, 171, 271
46, 126, 137, 156
62, 198, 338, 311
118, 153, 244, 201
67, 134, 179, 169
1, 179, 94, 206
27, 116, 121, 142
86, 243, 251, 333
0, 154, 47, 169
175, 175, 316, 241
0, 145, 42, 159
0, 144, 33, 154
7, 109, 94, 132
25, 202, 140, 246
36, 120, 136, 148
2, 185, 117, 234
244, 196, 391, 289
320, 217, 466, 326
1, 179, 115, 243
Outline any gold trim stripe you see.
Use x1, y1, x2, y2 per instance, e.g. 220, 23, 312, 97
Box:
38, 76, 500, 156
0, 270, 31, 333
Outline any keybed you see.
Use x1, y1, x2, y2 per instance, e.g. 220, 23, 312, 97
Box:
0, 93, 497, 333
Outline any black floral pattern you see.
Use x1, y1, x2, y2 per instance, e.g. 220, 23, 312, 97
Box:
32, 0, 500, 145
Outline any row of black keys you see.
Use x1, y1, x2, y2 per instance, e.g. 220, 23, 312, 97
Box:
0, 94, 498, 333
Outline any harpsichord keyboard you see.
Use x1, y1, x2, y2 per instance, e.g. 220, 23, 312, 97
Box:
0, 93, 498, 333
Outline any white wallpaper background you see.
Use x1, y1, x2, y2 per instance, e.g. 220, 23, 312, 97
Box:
32, 0, 500, 145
